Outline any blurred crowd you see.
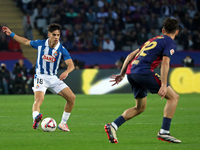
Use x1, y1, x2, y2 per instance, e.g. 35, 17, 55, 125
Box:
0, 60, 35, 94
0, 0, 200, 52
1, 0, 197, 52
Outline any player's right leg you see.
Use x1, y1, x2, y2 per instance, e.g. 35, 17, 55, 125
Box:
32, 74, 48, 129
32, 91, 45, 129
157, 86, 181, 143
32, 113, 43, 129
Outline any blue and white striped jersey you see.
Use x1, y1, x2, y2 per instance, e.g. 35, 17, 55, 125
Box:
30, 39, 71, 75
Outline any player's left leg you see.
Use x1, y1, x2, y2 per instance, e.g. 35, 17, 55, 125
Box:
157, 85, 181, 143
58, 87, 76, 131
121, 97, 147, 121
105, 73, 148, 143
105, 97, 147, 143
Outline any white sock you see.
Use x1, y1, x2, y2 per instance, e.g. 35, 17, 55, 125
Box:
160, 129, 170, 134
60, 111, 71, 124
111, 122, 118, 131
32, 111, 39, 122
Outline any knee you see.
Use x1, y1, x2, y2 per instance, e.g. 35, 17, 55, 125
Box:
136, 105, 146, 114
169, 93, 179, 104
71, 94, 76, 101
67, 94, 76, 105
35, 97, 44, 104
175, 94, 179, 103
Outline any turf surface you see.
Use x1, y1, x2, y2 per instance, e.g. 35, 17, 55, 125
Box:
0, 93, 199, 150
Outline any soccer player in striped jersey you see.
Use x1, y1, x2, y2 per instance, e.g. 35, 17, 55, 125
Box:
2, 23, 75, 132
105, 18, 181, 143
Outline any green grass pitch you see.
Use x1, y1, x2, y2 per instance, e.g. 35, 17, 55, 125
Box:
0, 93, 200, 150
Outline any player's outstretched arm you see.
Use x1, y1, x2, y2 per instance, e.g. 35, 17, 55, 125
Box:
119, 48, 140, 77
110, 48, 140, 86
59, 59, 75, 81
2, 26, 31, 47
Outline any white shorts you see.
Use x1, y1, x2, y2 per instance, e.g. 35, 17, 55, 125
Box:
32, 74, 68, 94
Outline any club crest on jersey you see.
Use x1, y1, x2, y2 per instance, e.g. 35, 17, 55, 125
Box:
170, 49, 175, 55
42, 54, 56, 62
53, 51, 58, 57
36, 84, 39, 89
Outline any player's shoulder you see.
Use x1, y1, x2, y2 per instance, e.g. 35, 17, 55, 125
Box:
151, 35, 165, 42
151, 35, 171, 41
154, 35, 175, 46
32, 39, 46, 44
60, 44, 66, 50
59, 44, 69, 52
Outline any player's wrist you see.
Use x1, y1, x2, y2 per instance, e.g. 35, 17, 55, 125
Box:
10, 32, 15, 38
120, 73, 125, 77
161, 83, 167, 87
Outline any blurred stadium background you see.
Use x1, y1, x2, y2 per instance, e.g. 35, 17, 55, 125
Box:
0, 0, 200, 95
0, 1, 200, 150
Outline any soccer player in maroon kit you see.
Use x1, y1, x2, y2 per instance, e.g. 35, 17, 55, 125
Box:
105, 18, 181, 143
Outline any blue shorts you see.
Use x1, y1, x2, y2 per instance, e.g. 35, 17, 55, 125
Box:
127, 72, 169, 99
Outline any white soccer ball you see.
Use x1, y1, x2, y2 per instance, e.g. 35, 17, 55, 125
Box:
41, 117, 57, 132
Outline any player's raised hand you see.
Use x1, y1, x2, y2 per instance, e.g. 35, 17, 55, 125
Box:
59, 71, 69, 81
110, 74, 123, 86
2, 26, 12, 36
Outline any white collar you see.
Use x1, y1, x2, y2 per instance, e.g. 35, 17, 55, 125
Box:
45, 39, 60, 50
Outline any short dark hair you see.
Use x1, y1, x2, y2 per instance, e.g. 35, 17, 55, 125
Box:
47, 23, 61, 33
163, 18, 179, 34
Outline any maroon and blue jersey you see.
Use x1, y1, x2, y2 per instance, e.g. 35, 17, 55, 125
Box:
126, 35, 177, 74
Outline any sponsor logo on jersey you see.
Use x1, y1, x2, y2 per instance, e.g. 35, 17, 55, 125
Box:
42, 54, 56, 62
53, 51, 58, 57
170, 49, 175, 55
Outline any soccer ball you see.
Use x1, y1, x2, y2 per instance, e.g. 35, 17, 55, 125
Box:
41, 117, 57, 132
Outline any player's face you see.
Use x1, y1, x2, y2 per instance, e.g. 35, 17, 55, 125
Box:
48, 30, 60, 45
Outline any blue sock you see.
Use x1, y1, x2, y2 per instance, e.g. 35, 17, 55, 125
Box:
111, 116, 125, 130
161, 117, 172, 131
